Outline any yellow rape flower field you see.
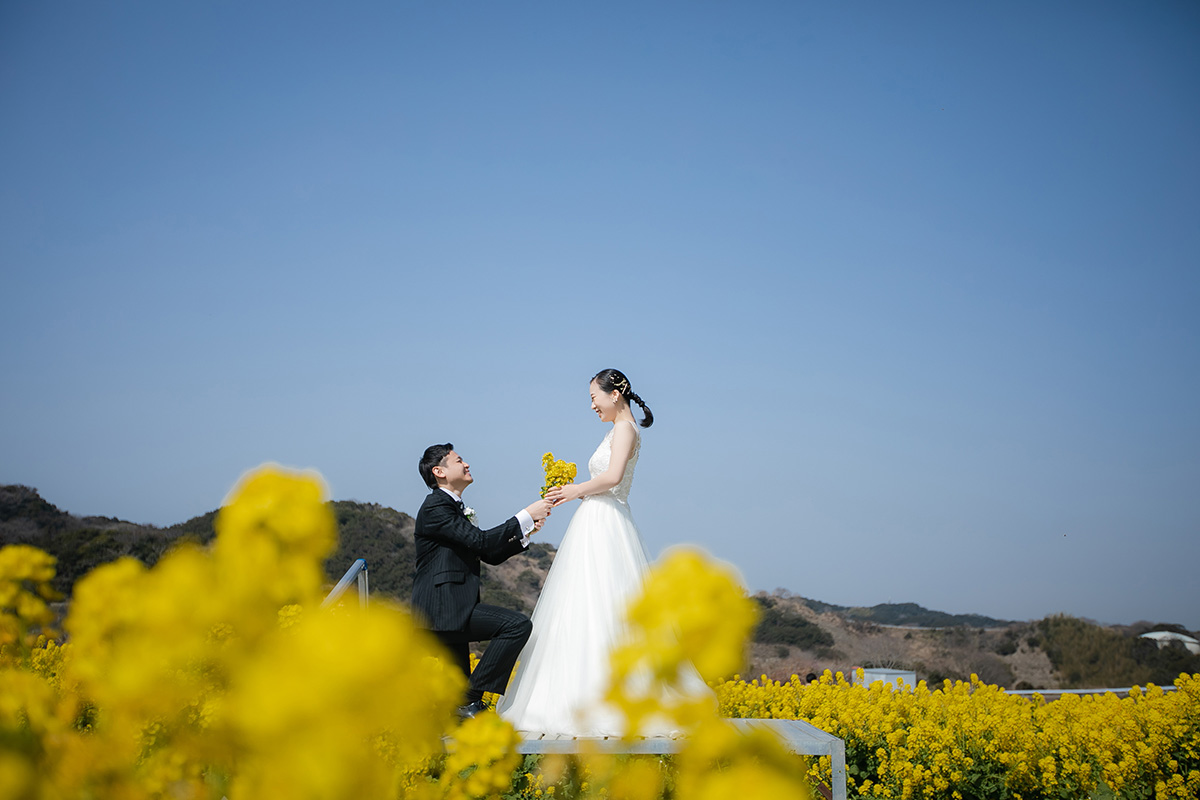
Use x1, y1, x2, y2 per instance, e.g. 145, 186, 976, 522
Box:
717, 671, 1199, 799
1, 464, 1197, 800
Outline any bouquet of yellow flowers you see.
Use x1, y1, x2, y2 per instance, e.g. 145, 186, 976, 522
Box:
540, 452, 577, 498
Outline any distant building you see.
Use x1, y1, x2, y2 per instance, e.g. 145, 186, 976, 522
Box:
852, 668, 917, 689
1138, 631, 1200, 655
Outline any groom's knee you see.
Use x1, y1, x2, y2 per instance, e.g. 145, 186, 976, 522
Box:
511, 615, 532, 644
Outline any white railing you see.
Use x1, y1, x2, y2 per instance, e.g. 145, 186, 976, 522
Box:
1006, 685, 1178, 698
322, 558, 369, 609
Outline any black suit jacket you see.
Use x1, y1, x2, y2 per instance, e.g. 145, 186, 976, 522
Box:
410, 489, 528, 632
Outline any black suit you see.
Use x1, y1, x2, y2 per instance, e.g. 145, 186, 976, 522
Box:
411, 488, 532, 697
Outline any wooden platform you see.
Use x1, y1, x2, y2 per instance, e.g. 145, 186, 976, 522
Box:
517, 718, 847, 800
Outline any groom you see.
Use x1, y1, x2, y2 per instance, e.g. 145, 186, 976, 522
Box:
412, 443, 552, 718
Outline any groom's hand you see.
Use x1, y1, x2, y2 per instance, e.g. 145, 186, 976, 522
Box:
524, 498, 553, 522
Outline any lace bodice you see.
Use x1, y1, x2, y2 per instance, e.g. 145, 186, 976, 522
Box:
585, 420, 641, 502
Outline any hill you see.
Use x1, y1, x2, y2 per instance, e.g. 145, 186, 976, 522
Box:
1, 484, 215, 595
741, 594, 1200, 690
4, 484, 1197, 689
801, 597, 1008, 629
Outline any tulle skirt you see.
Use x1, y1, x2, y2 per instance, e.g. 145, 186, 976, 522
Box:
498, 495, 706, 737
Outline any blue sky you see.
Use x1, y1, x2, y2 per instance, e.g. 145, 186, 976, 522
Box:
3, 1, 1198, 629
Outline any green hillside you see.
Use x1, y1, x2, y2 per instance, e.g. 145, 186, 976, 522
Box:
1036, 614, 1200, 688
1, 484, 213, 594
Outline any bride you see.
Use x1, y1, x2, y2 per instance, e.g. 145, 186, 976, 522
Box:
498, 369, 703, 736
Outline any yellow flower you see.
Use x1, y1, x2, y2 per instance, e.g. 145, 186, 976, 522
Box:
227, 602, 461, 799
614, 547, 758, 685
213, 464, 337, 613
540, 452, 578, 498
603, 757, 665, 800
676, 718, 811, 800
441, 711, 522, 798
0, 544, 61, 660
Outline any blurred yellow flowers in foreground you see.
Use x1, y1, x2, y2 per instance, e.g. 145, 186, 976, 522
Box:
2, 466, 465, 800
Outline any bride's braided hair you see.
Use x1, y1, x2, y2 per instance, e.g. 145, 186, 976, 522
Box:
592, 368, 654, 428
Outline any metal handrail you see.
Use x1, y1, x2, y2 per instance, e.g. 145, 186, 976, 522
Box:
322, 558, 369, 609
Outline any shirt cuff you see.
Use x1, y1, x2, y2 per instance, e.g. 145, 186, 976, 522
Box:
515, 509, 534, 546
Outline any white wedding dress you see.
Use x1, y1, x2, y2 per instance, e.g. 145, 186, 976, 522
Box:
498, 420, 707, 736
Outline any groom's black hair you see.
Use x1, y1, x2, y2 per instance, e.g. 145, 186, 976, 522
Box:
419, 443, 455, 489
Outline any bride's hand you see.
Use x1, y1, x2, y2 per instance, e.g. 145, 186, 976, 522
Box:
546, 485, 582, 505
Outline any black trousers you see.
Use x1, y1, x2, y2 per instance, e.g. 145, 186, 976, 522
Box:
434, 603, 532, 697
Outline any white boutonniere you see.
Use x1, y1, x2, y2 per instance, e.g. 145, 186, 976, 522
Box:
463, 505, 478, 527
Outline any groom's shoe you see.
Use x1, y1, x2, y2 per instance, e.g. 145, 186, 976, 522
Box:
456, 700, 489, 720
